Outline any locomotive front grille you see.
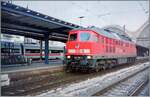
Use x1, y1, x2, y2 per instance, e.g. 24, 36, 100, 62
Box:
66, 55, 93, 66
66, 55, 86, 60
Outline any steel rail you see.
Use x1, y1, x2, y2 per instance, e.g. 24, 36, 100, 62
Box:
129, 78, 149, 96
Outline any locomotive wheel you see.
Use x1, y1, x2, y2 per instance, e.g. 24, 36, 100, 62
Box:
102, 65, 106, 70
95, 68, 99, 72
87, 69, 93, 73
95, 63, 100, 72
108, 63, 112, 69
102, 67, 106, 70
65, 66, 72, 73
65, 68, 70, 73
111, 62, 115, 68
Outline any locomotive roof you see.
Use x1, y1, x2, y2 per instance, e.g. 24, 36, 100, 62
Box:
73, 26, 132, 42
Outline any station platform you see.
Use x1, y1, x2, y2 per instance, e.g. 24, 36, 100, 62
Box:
1, 60, 64, 74
1, 60, 64, 87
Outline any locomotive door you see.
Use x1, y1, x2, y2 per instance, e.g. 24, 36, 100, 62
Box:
99, 36, 105, 56
93, 34, 100, 55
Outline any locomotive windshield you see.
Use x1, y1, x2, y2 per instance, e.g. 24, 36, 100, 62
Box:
80, 32, 90, 41
69, 32, 91, 41
69, 33, 77, 41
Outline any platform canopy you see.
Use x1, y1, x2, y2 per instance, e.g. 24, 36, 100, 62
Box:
1, 1, 82, 42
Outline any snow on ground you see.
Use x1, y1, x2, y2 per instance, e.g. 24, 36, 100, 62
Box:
102, 69, 149, 96
38, 62, 149, 96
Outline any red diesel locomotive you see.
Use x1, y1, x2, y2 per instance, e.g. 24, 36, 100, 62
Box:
65, 27, 137, 72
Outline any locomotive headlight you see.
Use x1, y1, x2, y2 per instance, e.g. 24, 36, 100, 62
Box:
87, 56, 92, 59
68, 49, 75, 53
84, 49, 90, 53
67, 56, 71, 59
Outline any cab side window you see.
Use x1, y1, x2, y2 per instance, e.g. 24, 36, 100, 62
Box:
91, 34, 98, 42
95, 35, 98, 42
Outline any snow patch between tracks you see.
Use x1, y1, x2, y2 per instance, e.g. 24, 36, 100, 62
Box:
1, 74, 10, 86
38, 62, 149, 96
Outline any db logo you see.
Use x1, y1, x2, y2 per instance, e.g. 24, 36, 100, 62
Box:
75, 44, 79, 48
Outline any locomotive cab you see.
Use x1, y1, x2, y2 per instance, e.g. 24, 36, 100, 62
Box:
65, 30, 99, 71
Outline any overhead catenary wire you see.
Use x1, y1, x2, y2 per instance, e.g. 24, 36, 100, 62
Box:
70, 2, 111, 26
71, 1, 148, 27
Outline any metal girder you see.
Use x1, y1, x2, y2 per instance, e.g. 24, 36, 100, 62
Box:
1, 1, 80, 29
1, 17, 50, 31
2, 22, 48, 34
2, 27, 68, 42
1, 28, 44, 40
50, 27, 72, 32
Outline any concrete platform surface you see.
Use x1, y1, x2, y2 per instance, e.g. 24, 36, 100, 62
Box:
1, 60, 64, 74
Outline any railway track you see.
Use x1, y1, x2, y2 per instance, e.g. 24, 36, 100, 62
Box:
2, 64, 130, 96
129, 78, 148, 96
1, 59, 149, 96
39, 62, 149, 96
94, 67, 149, 96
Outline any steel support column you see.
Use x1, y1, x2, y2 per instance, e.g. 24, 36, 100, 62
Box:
40, 40, 43, 61
44, 34, 49, 64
